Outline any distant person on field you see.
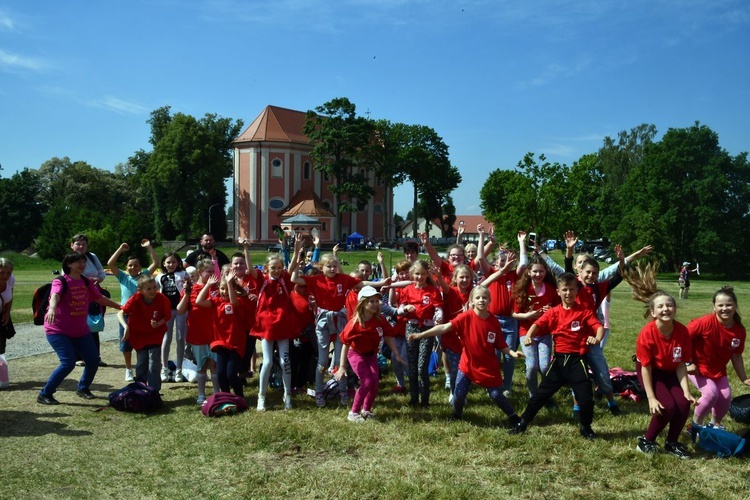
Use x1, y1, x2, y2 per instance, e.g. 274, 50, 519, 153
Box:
184, 233, 230, 269
678, 262, 698, 299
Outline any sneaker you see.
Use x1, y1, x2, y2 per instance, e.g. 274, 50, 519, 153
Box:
608, 404, 623, 416
174, 369, 186, 383
509, 418, 528, 435
361, 410, 377, 420
502, 389, 512, 398
37, 394, 60, 405
391, 385, 406, 394
340, 394, 350, 407
444, 378, 451, 389
124, 369, 134, 382
315, 393, 326, 408
637, 436, 660, 454
347, 411, 365, 423
509, 414, 522, 427
98, 360, 109, 367
196, 394, 206, 405
665, 441, 691, 459
75, 388, 95, 400
579, 424, 597, 440
257, 394, 266, 412
448, 393, 454, 405
75, 361, 85, 367
283, 394, 292, 410
160, 368, 170, 383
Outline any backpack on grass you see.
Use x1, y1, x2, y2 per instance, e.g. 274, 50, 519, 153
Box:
692, 424, 746, 458
107, 382, 162, 413
201, 392, 248, 417
32, 276, 90, 326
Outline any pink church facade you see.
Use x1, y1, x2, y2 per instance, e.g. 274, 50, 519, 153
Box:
232, 105, 395, 244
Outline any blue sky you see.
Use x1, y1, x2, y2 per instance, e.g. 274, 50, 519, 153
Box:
1, 0, 748, 218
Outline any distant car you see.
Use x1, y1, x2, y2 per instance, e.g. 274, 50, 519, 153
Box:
546, 240, 557, 251
592, 246, 609, 259
267, 243, 283, 252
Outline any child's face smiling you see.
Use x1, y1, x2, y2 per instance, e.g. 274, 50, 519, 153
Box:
471, 290, 490, 311
140, 282, 157, 300
164, 256, 179, 273
529, 264, 546, 283
126, 258, 142, 277
580, 265, 598, 285
323, 260, 339, 278
231, 257, 247, 277
219, 282, 229, 299
267, 259, 284, 279
557, 281, 578, 306
455, 270, 472, 291
650, 295, 676, 322
364, 296, 381, 315
412, 267, 428, 285
713, 294, 736, 324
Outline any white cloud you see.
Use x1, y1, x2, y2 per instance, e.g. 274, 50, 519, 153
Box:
88, 96, 148, 115
0, 48, 46, 71
0, 10, 14, 31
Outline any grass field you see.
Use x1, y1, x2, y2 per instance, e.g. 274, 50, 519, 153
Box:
1, 248, 750, 498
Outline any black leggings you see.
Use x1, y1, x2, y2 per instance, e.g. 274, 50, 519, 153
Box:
215, 347, 244, 397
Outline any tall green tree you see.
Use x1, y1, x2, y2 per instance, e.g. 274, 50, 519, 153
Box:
0, 168, 45, 250
143, 106, 243, 240
304, 98, 374, 240
479, 168, 534, 243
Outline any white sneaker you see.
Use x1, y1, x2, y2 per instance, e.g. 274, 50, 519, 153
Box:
445, 377, 451, 389
257, 394, 266, 412
283, 394, 292, 410
160, 367, 169, 383
174, 369, 185, 383
124, 369, 134, 382
361, 410, 377, 420
347, 411, 365, 423
196, 394, 206, 405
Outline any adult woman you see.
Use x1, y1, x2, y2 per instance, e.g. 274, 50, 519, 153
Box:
0, 258, 15, 360
686, 287, 750, 429
70, 234, 108, 366
38, 252, 120, 405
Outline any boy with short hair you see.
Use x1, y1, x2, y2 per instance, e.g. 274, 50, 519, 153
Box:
118, 275, 172, 391
108, 241, 158, 381
510, 273, 604, 439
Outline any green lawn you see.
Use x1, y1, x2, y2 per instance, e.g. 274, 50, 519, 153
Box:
2, 249, 749, 498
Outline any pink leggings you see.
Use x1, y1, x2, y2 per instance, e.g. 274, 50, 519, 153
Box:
347, 349, 379, 414
689, 374, 731, 424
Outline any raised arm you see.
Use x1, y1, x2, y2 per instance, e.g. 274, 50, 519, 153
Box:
143, 239, 159, 274
420, 232, 443, 267
238, 238, 259, 280
107, 243, 129, 275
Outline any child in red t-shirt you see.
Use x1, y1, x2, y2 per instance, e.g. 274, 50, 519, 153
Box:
336, 286, 404, 422
510, 273, 603, 439
634, 290, 695, 457
118, 275, 172, 392
410, 285, 523, 424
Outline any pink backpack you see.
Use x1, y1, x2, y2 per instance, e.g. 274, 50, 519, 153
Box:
201, 392, 248, 417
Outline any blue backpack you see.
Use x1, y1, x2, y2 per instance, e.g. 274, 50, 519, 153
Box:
692, 424, 746, 458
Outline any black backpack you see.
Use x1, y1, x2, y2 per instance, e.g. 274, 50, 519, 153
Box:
32, 276, 90, 326
107, 382, 163, 413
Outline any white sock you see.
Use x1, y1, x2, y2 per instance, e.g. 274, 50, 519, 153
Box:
196, 373, 207, 397
210, 372, 220, 393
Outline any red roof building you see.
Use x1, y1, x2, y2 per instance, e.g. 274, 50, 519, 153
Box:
232, 105, 395, 244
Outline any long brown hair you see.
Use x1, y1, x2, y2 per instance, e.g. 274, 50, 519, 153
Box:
512, 255, 556, 308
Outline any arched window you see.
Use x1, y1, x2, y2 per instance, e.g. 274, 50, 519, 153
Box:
303, 161, 311, 180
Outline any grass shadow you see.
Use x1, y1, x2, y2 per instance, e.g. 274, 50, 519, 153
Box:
0, 411, 93, 437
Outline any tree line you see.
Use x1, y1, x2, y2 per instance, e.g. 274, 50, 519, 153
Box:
479, 122, 750, 277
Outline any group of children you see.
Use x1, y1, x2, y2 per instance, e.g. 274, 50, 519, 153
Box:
39, 227, 749, 459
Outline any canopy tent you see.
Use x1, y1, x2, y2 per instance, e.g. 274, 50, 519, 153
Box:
346, 232, 366, 249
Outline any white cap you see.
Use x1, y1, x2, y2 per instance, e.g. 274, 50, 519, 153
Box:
358, 285, 381, 301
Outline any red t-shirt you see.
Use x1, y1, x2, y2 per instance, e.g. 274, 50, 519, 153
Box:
344, 289, 359, 322
513, 282, 561, 337
340, 316, 394, 354
186, 284, 218, 346
209, 296, 247, 356
439, 260, 455, 282
452, 309, 508, 387
251, 272, 296, 341
302, 274, 361, 312
238, 274, 258, 331
442, 286, 471, 354
289, 288, 315, 338
398, 283, 443, 325
532, 303, 602, 355
687, 314, 746, 379
487, 271, 519, 317
122, 292, 172, 351
636, 320, 692, 371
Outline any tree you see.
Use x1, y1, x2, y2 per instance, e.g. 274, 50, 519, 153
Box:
613, 122, 750, 275
143, 107, 243, 240
480, 168, 534, 243
0, 168, 44, 250
304, 98, 374, 240
399, 124, 460, 238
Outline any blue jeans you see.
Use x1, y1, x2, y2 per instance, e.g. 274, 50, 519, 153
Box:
585, 342, 613, 396
522, 334, 552, 397
135, 345, 162, 391
496, 316, 518, 392
40, 333, 99, 397
452, 370, 515, 418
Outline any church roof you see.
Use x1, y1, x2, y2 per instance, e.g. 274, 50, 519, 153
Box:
281, 189, 335, 218
233, 105, 310, 145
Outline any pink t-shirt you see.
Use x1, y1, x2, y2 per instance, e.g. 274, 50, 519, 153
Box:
44, 275, 102, 338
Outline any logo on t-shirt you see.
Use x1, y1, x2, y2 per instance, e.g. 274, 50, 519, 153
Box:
337, 284, 343, 295
376, 327, 384, 337
422, 295, 430, 305
732, 338, 741, 349
487, 331, 496, 343
672, 346, 683, 362
225, 305, 234, 315
505, 280, 512, 291
571, 321, 581, 332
